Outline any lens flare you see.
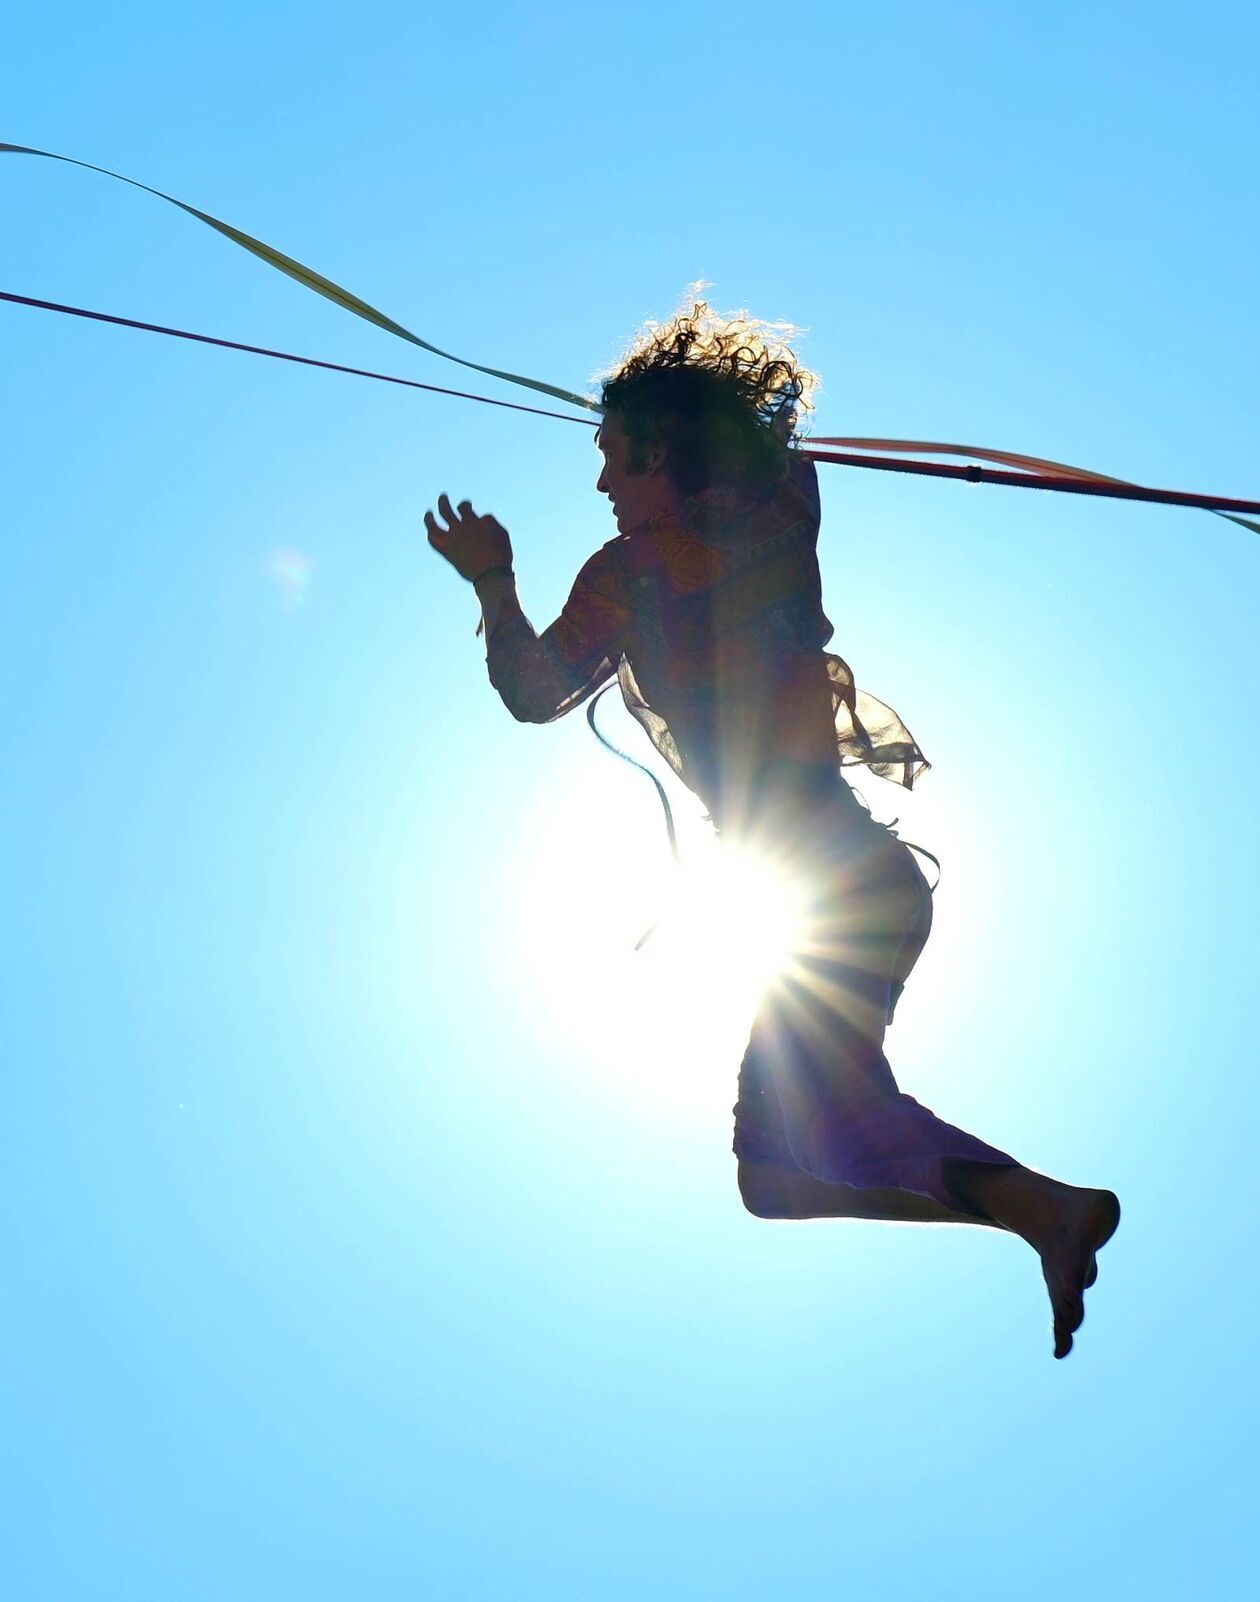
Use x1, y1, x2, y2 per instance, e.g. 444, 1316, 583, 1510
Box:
653, 845, 811, 1000
266, 546, 312, 608
510, 769, 818, 1110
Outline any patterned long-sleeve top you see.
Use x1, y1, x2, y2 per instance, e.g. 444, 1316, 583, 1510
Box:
483, 450, 928, 826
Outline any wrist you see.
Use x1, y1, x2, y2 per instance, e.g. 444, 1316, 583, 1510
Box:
472, 562, 514, 587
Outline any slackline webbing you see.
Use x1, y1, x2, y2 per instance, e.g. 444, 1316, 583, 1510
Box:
3, 288, 1258, 531
3, 144, 1258, 534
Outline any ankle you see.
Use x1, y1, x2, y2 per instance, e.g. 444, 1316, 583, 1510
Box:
945, 1161, 1042, 1235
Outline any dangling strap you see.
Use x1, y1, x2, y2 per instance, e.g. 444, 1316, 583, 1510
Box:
586, 686, 681, 951
880, 816, 942, 892
586, 687, 680, 868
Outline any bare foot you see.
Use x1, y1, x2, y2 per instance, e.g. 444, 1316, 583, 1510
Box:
1032, 1185, 1121, 1358
947, 1165, 1121, 1358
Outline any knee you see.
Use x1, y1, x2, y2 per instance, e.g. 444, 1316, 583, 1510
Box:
738, 1160, 795, 1219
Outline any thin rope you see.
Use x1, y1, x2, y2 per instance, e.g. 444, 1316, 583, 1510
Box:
804, 447, 1260, 520
5, 288, 1259, 526
0, 289, 598, 428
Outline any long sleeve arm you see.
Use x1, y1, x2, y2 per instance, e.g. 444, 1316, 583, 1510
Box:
477, 542, 632, 724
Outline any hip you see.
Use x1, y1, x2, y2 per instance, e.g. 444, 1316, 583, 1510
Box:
721, 763, 933, 934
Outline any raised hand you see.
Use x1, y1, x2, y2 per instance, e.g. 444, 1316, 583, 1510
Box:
424, 493, 513, 582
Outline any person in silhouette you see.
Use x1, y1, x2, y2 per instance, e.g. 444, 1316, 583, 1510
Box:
424, 294, 1119, 1358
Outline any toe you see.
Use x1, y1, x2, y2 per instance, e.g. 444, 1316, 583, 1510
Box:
1049, 1277, 1085, 1359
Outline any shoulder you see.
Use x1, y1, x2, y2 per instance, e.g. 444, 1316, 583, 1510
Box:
553, 534, 634, 651
572, 533, 632, 596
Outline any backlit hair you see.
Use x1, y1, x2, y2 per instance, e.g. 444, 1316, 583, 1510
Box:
592, 282, 820, 497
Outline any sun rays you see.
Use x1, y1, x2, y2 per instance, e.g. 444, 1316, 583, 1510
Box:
511, 766, 878, 1108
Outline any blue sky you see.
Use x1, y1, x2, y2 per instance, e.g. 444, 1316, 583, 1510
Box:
2, 3, 1257, 1597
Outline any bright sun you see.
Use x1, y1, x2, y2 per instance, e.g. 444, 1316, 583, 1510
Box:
512, 759, 812, 1105
640, 843, 811, 1000
505, 740, 1000, 1123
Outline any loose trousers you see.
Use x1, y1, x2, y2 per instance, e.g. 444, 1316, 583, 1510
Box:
731, 790, 1017, 1217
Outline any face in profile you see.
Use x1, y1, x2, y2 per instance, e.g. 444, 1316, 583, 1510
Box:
595, 413, 678, 534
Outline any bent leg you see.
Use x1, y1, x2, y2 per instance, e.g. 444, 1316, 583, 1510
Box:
737, 827, 1018, 1218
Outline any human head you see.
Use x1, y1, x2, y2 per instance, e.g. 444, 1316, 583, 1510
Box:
594, 411, 678, 535
592, 284, 819, 531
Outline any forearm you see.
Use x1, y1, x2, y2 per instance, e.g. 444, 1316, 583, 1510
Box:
473, 567, 519, 640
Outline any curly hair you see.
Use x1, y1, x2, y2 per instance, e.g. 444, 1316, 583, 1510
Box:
591, 282, 820, 499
